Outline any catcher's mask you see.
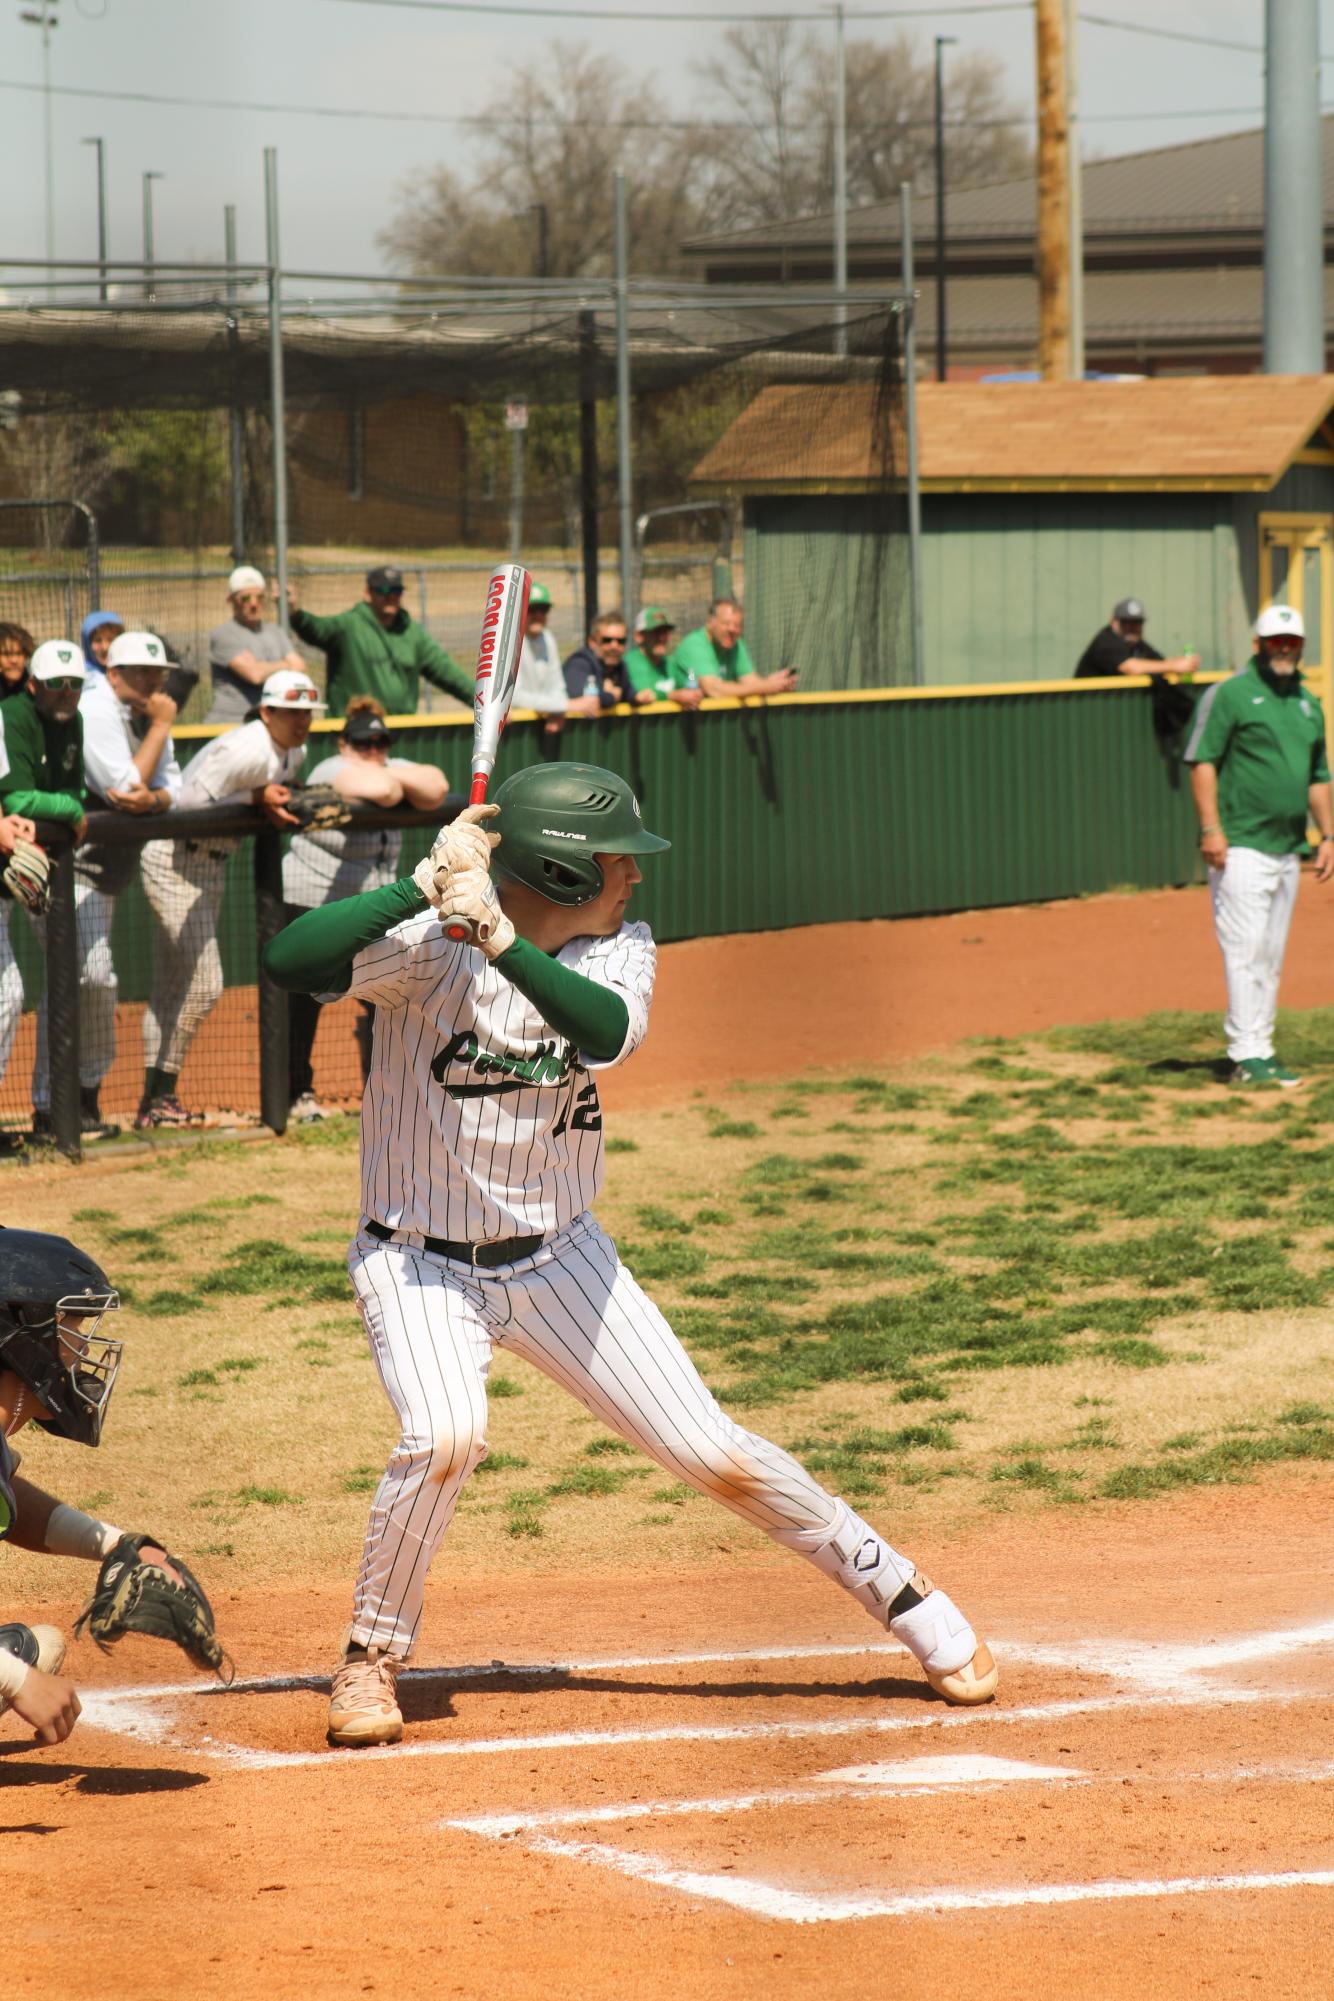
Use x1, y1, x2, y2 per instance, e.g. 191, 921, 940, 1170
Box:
490, 761, 670, 908
0, 1228, 121, 1447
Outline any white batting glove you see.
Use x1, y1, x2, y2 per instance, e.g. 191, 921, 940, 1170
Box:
438, 865, 516, 960
412, 803, 501, 908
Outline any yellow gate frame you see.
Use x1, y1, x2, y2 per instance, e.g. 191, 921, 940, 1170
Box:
1259, 511, 1334, 760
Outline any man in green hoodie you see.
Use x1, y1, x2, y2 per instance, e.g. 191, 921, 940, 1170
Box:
0, 639, 86, 838
287, 565, 472, 720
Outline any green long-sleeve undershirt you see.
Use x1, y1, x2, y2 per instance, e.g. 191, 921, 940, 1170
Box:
263, 878, 630, 1062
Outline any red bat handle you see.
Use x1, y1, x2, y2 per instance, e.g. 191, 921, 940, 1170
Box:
445, 777, 491, 941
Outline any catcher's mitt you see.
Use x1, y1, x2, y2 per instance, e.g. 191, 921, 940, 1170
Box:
287, 784, 353, 832
2, 836, 50, 915
74, 1533, 233, 1682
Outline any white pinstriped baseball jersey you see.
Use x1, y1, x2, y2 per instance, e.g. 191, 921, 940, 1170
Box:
346, 913, 656, 1240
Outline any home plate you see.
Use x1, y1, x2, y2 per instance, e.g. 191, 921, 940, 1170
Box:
815, 1755, 1078, 1788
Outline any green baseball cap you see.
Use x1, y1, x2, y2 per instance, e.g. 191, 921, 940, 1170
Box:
528, 582, 552, 609
635, 606, 674, 635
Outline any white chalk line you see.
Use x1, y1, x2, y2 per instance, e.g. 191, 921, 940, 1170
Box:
446, 1754, 1334, 1839
80, 1682, 1315, 1770
518, 1840, 1334, 1926
79, 1614, 1334, 1715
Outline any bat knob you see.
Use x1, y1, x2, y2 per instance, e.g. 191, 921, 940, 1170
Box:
445, 920, 472, 943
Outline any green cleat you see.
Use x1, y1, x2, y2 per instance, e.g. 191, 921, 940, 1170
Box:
1267, 1059, 1305, 1089
1229, 1057, 1278, 1089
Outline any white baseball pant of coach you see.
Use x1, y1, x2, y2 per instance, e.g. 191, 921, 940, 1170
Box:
346, 1215, 979, 1680
1208, 846, 1300, 1063
138, 837, 229, 1078
30, 878, 118, 1110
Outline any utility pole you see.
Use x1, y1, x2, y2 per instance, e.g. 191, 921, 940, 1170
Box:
225, 204, 246, 564
20, 0, 59, 266
1064, 0, 1084, 379
142, 170, 164, 303
1263, 0, 1323, 373
833, 2, 848, 358
1035, 0, 1071, 379
81, 136, 108, 301
933, 35, 955, 383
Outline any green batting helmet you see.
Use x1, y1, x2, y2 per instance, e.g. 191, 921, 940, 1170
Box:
491, 762, 670, 907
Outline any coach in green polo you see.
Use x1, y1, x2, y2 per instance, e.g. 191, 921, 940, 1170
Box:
1184, 602, 1334, 1089
287, 565, 472, 720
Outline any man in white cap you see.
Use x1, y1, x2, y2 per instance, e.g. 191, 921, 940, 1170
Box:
32, 632, 186, 1140
1185, 603, 1334, 1089
135, 667, 322, 1129
206, 566, 306, 724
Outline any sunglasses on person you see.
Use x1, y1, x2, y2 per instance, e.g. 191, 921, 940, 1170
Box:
274, 687, 320, 704
40, 676, 83, 692
599, 632, 628, 647
372, 586, 404, 599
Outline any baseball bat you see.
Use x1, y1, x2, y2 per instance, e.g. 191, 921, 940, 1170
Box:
445, 561, 531, 943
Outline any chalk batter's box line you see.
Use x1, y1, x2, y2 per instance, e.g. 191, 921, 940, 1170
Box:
82, 1614, 1334, 1712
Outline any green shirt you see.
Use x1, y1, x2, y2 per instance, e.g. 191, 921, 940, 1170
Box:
1184, 658, 1330, 856
0, 688, 84, 824
669, 625, 756, 685
289, 601, 472, 719
623, 645, 696, 701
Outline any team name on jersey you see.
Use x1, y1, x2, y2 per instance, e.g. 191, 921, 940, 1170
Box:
430, 1027, 578, 1099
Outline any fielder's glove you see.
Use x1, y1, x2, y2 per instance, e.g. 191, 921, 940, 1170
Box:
438, 864, 516, 960
74, 1532, 233, 1682
412, 803, 501, 908
287, 784, 354, 833
1, 836, 50, 916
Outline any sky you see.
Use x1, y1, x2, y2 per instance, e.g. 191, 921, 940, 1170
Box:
0, 0, 1329, 284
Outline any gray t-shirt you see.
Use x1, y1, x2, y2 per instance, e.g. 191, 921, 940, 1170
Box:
282, 753, 409, 908
207, 617, 294, 720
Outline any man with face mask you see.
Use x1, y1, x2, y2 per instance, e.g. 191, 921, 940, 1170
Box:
1185, 604, 1334, 1088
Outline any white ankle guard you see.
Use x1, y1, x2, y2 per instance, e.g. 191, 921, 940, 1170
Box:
889, 1588, 978, 1676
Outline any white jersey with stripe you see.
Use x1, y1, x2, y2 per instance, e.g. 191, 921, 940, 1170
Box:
347, 911, 656, 1240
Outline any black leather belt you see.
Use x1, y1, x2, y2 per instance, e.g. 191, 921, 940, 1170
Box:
364, 1219, 544, 1268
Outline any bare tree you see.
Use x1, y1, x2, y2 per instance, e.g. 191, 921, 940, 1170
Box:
697, 25, 1030, 231
381, 42, 706, 278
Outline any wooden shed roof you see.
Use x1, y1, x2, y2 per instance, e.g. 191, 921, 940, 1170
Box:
689, 374, 1334, 495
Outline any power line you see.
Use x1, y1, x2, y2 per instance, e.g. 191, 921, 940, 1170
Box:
326, 0, 1030, 17
0, 75, 1311, 132
1081, 9, 1332, 64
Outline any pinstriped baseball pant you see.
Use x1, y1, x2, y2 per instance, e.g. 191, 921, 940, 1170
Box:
30, 878, 120, 1108
347, 1215, 923, 1659
0, 912, 23, 1095
1208, 847, 1301, 1062
139, 837, 228, 1077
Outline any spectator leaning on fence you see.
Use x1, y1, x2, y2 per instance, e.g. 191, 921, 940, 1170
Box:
0, 624, 35, 697
514, 583, 570, 736
1073, 598, 1199, 681
0, 710, 38, 1147
80, 610, 125, 678
286, 564, 472, 721
135, 667, 321, 1132
282, 695, 450, 1122
562, 609, 649, 713
51, 632, 185, 1143
625, 608, 702, 710
670, 598, 797, 700
206, 565, 305, 724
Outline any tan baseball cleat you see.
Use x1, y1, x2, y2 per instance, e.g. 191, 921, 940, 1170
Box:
327, 1644, 403, 1747
925, 1639, 999, 1705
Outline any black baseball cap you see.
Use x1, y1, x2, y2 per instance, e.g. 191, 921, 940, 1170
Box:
1113, 597, 1146, 622
342, 710, 395, 746
367, 565, 405, 595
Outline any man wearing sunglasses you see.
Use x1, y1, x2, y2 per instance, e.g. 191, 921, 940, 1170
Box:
286, 564, 472, 721
1185, 602, 1334, 1090
561, 609, 650, 713
0, 640, 87, 844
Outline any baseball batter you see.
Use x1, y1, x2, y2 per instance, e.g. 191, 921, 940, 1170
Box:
266, 762, 996, 1747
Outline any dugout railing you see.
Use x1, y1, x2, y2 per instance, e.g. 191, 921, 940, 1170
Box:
29, 798, 463, 1161
3, 672, 1239, 1161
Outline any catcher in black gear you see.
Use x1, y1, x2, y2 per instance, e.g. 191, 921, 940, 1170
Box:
0, 1227, 229, 1748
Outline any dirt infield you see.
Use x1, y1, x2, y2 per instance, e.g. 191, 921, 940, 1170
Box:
4, 881, 1334, 1999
